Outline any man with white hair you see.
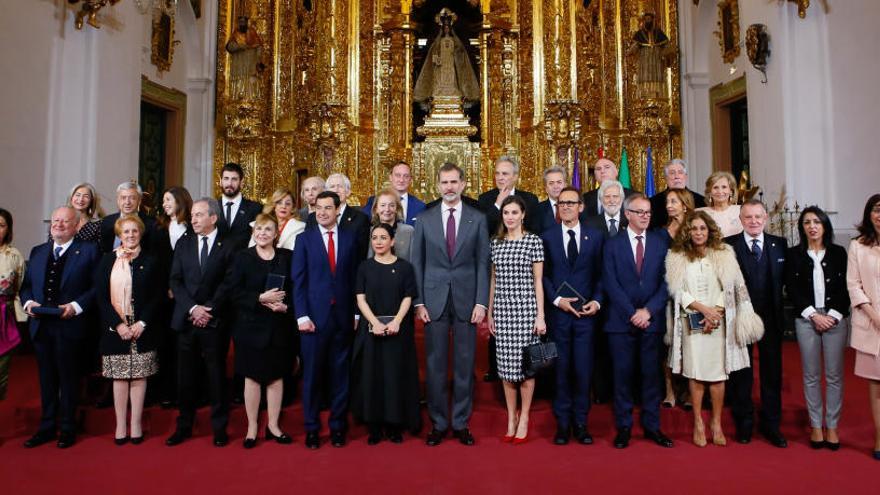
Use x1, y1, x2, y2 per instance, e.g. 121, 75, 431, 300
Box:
582, 158, 637, 218
298, 176, 325, 220
99, 181, 155, 253
308, 172, 370, 259
585, 180, 629, 237
649, 158, 706, 228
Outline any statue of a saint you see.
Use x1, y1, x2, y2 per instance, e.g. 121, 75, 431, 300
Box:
225, 16, 265, 101
413, 8, 480, 109
627, 12, 673, 100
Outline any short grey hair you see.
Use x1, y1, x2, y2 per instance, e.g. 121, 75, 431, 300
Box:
664, 158, 688, 176
52, 205, 81, 223
495, 155, 520, 174
193, 197, 220, 217
622, 192, 649, 211
116, 180, 142, 196
542, 165, 567, 182
598, 179, 623, 198
301, 176, 325, 191
325, 173, 352, 192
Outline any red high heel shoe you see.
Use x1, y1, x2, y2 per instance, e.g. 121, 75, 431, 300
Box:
512, 433, 529, 445
501, 434, 515, 443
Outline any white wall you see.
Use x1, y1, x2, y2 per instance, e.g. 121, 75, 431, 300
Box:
0, 1, 215, 253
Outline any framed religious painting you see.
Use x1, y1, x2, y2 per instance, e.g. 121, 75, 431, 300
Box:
151, 11, 175, 72
717, 0, 741, 64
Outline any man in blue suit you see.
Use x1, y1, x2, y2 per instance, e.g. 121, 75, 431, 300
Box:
362, 161, 426, 226
293, 191, 360, 449
533, 166, 567, 235
602, 193, 673, 449
20, 206, 100, 448
541, 187, 604, 446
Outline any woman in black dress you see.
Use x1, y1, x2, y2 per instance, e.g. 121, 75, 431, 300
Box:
352, 223, 421, 444
94, 216, 160, 445
229, 214, 294, 448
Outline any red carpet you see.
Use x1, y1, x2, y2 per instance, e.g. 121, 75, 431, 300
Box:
2, 330, 879, 494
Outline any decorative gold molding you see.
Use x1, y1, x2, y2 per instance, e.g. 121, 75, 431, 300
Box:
716, 0, 740, 65
151, 11, 175, 73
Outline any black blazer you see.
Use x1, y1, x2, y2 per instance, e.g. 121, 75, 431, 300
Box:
217, 197, 262, 250
582, 187, 638, 218
306, 204, 370, 260
230, 248, 293, 349
99, 212, 156, 254
477, 188, 540, 235
584, 213, 629, 238
649, 188, 706, 228
725, 232, 787, 328
94, 251, 162, 355
149, 222, 195, 288
168, 231, 237, 331
785, 244, 850, 318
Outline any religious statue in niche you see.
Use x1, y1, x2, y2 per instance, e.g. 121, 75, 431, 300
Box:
225, 15, 265, 101
413, 8, 480, 111
627, 12, 674, 100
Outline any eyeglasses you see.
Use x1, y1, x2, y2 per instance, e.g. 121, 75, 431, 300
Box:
557, 200, 581, 207
626, 209, 652, 217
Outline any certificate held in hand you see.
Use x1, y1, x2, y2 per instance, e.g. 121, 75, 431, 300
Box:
555, 281, 587, 310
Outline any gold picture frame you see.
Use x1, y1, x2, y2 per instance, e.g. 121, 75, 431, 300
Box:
717, 0, 741, 64
151, 11, 175, 73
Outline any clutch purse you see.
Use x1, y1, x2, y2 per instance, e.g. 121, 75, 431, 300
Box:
555, 281, 587, 310
522, 338, 557, 378
265, 273, 286, 291
368, 315, 396, 336
687, 312, 705, 332
31, 306, 63, 317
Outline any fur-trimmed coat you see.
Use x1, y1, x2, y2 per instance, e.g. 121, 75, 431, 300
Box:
665, 244, 763, 376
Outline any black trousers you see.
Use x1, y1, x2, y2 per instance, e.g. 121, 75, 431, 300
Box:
728, 314, 784, 431
176, 324, 229, 433
34, 323, 82, 434
591, 327, 613, 402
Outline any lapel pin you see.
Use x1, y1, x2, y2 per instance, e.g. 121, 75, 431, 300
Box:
75, 250, 80, 255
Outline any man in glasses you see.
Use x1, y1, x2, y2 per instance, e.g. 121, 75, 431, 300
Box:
602, 193, 673, 449
540, 187, 605, 446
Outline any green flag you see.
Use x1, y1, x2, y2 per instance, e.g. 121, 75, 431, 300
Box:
619, 148, 632, 188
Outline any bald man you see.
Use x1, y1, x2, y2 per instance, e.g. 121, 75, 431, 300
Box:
582, 158, 638, 218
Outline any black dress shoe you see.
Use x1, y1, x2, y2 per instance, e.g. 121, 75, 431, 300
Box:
644, 429, 673, 448
305, 431, 320, 450
213, 430, 229, 447
23, 430, 56, 448
453, 428, 475, 446
873, 450, 880, 460
824, 441, 840, 451
265, 428, 293, 444
573, 425, 594, 445
553, 426, 570, 445
387, 428, 403, 444
735, 426, 752, 444
613, 427, 631, 449
367, 433, 382, 445
330, 429, 346, 448
483, 372, 500, 382
130, 436, 144, 445
165, 429, 191, 446
57, 431, 76, 449
159, 399, 175, 410
426, 428, 446, 447
114, 436, 130, 446
243, 437, 257, 449
760, 427, 788, 448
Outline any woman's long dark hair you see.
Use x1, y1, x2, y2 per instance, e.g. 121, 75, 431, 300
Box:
856, 194, 880, 246
796, 205, 834, 250
494, 195, 528, 240
0, 208, 13, 246
156, 186, 193, 229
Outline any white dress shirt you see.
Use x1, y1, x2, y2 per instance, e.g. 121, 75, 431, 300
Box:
742, 231, 765, 254
802, 249, 844, 322
168, 219, 187, 249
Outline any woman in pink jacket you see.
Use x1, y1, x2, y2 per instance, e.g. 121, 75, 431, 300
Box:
847, 193, 880, 460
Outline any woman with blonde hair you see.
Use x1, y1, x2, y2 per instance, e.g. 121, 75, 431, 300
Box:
64, 182, 104, 243
368, 188, 414, 260
698, 171, 742, 237
249, 188, 305, 250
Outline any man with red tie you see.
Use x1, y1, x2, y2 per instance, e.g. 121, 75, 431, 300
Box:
292, 191, 360, 449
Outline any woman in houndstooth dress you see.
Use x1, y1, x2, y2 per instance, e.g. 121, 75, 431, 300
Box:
488, 195, 546, 444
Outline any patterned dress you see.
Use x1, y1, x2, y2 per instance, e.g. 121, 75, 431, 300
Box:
491, 233, 544, 382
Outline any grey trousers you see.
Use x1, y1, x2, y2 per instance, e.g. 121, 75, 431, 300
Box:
794, 317, 848, 429
425, 299, 476, 432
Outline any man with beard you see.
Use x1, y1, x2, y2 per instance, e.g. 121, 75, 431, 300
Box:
216, 162, 262, 251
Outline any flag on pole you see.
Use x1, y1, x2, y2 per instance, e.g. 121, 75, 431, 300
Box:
598, 146, 604, 159
644, 145, 656, 197
619, 148, 632, 189
572, 148, 581, 191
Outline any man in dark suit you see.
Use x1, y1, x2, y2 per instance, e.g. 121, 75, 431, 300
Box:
534, 166, 567, 235
20, 206, 100, 448
307, 173, 370, 260
298, 176, 325, 220
361, 161, 426, 226
724, 199, 788, 448
166, 198, 237, 447
216, 162, 263, 250
602, 193, 673, 449
412, 162, 489, 446
478, 155, 539, 382
541, 187, 604, 445
649, 158, 706, 228
293, 191, 360, 449
99, 181, 155, 253
581, 158, 638, 218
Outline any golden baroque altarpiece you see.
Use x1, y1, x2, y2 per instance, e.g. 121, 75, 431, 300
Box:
214, 0, 683, 205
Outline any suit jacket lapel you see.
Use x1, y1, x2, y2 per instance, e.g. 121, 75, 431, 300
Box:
60, 241, 82, 289
576, 224, 593, 268
453, 207, 475, 260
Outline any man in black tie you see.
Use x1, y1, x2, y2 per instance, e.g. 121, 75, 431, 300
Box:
585, 180, 628, 238
649, 158, 706, 228
724, 199, 788, 448
166, 198, 237, 447
534, 166, 568, 235
216, 162, 262, 250
582, 158, 637, 218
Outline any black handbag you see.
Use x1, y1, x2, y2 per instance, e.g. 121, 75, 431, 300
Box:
522, 337, 557, 378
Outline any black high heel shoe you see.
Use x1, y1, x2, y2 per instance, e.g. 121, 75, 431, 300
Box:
265, 428, 293, 444
243, 437, 257, 449
114, 436, 129, 446
810, 440, 824, 449
130, 436, 144, 445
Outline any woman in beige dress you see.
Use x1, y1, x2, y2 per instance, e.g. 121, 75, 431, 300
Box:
0, 208, 26, 401
846, 193, 880, 460
666, 211, 761, 447
698, 171, 742, 238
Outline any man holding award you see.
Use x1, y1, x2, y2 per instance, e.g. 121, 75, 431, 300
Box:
540, 187, 605, 446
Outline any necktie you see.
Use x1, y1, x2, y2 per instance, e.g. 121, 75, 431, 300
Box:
225, 201, 234, 228
401, 196, 407, 220
635, 235, 645, 275
53, 245, 62, 260
554, 203, 561, 224
327, 231, 336, 275
608, 218, 618, 236
567, 229, 578, 266
751, 238, 762, 261
446, 208, 456, 261
199, 236, 209, 269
